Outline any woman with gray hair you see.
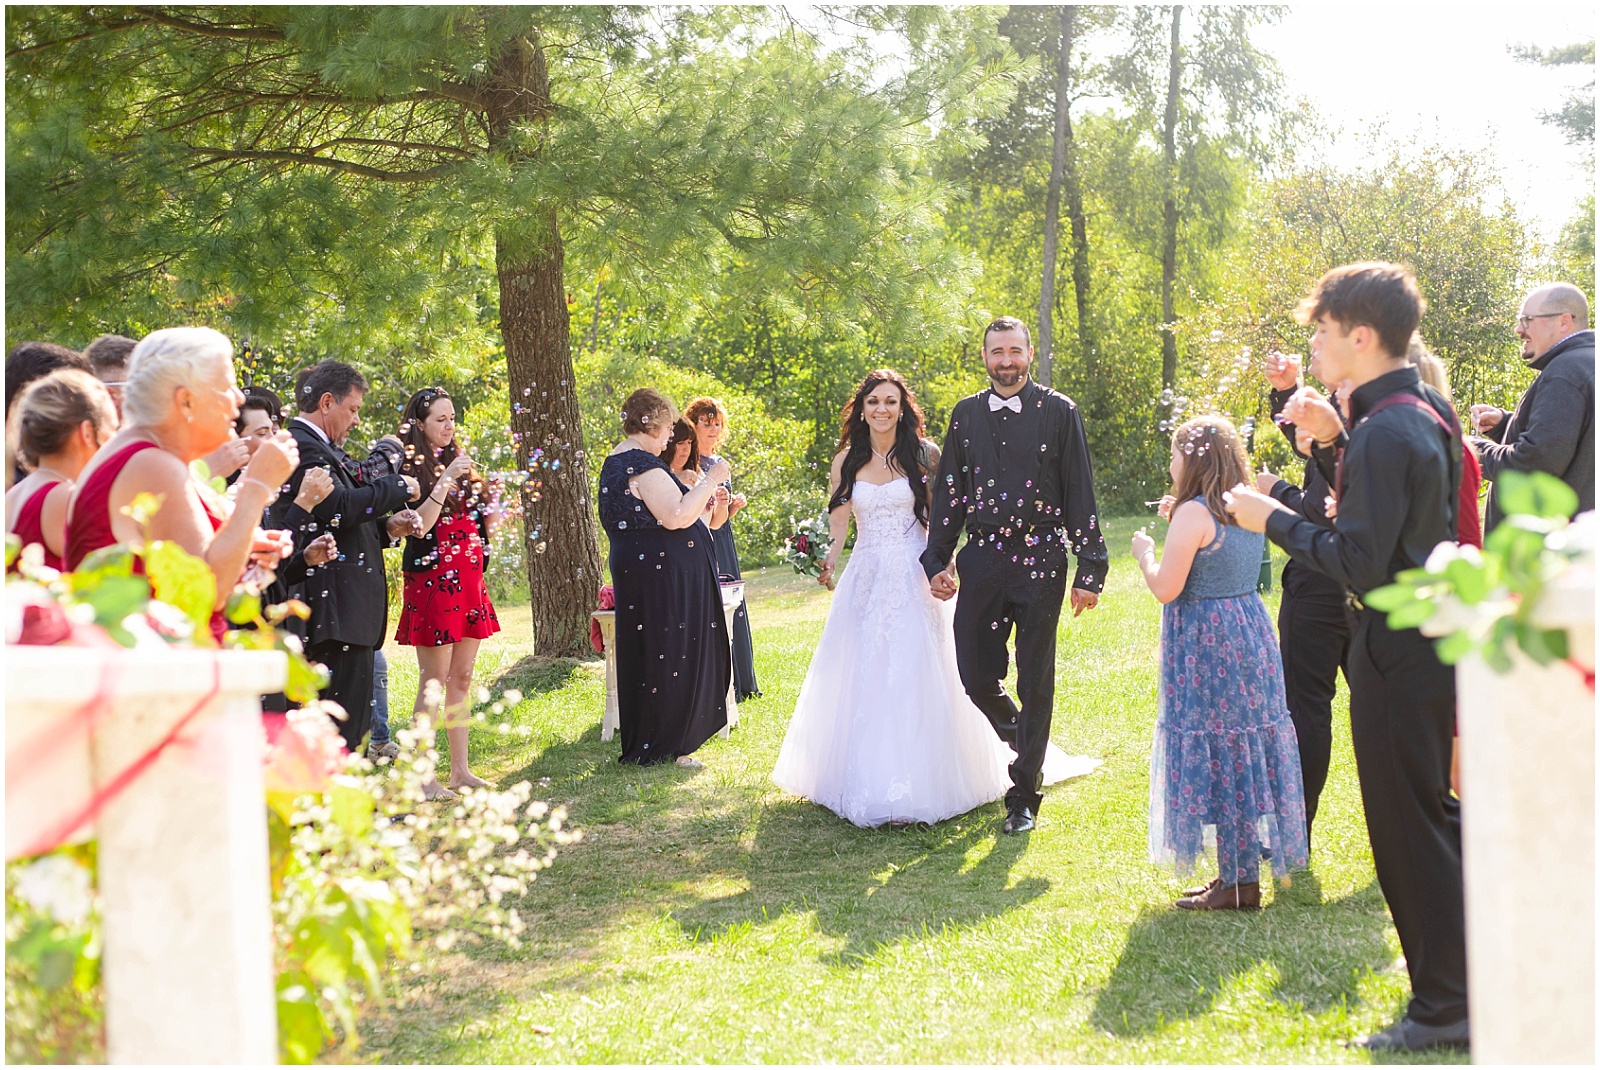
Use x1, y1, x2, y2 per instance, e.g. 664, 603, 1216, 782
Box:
64, 326, 300, 642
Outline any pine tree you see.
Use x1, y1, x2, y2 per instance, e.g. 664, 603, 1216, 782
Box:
7, 6, 1014, 653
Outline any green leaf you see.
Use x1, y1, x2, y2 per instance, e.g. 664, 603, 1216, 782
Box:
266, 804, 294, 895
282, 645, 331, 704
1435, 630, 1476, 665
1496, 470, 1580, 520
75, 574, 154, 645
121, 491, 165, 527
1361, 583, 1416, 612
1483, 617, 1518, 672
275, 974, 330, 1065
225, 587, 263, 625
328, 782, 375, 840
36, 946, 75, 990
5, 534, 20, 570
223, 627, 276, 652
68, 544, 137, 585
6, 920, 58, 968
1443, 556, 1490, 604
1385, 599, 1436, 630
144, 540, 218, 643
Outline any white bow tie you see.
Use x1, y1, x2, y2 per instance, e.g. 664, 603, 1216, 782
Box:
988, 393, 1022, 414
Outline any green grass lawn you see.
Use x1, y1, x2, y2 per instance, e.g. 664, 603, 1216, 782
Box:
364, 517, 1460, 1064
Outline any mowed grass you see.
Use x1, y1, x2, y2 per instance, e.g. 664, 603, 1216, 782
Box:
364, 517, 1460, 1065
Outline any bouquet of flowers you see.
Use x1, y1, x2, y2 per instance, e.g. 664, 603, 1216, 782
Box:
782, 513, 833, 579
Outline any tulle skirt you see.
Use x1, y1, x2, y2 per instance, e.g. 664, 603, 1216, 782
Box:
1148, 593, 1310, 883
773, 535, 1099, 828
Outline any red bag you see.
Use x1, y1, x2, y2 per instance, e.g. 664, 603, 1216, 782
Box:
1338, 392, 1483, 549
589, 584, 615, 653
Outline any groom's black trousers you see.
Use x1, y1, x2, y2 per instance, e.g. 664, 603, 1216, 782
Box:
951, 537, 1069, 813
1348, 609, 1467, 1028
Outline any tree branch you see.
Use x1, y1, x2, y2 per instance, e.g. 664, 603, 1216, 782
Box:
131, 7, 287, 42
188, 147, 461, 182
5, 17, 147, 58
305, 136, 477, 159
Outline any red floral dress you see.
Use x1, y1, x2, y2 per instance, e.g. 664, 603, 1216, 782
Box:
395, 510, 500, 647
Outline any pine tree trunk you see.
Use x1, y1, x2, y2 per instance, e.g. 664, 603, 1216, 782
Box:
487, 33, 602, 657
1036, 5, 1073, 389
1160, 5, 1183, 389
1060, 8, 1092, 376
1056, 6, 1094, 381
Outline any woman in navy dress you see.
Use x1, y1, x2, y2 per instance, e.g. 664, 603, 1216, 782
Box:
686, 396, 761, 699
599, 389, 731, 767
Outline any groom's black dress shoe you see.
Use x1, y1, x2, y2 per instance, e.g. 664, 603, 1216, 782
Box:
1350, 1016, 1469, 1052
1001, 805, 1035, 834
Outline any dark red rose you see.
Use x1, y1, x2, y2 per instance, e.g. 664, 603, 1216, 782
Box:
795, 535, 809, 553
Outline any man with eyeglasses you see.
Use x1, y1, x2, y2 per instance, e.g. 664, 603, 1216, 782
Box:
1468, 282, 1594, 531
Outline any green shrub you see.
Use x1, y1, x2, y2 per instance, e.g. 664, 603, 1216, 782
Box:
574, 350, 825, 572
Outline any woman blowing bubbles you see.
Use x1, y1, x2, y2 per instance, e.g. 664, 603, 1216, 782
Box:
394, 387, 500, 800
598, 390, 731, 768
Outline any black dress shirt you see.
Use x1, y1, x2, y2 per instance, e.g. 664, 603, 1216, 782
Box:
1265, 365, 1458, 595
921, 379, 1109, 594
1266, 386, 1345, 602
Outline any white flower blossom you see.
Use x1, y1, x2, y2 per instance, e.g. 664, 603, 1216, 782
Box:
14, 855, 93, 925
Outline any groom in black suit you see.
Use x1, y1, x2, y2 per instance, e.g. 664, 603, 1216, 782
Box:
270, 360, 420, 753
921, 317, 1107, 833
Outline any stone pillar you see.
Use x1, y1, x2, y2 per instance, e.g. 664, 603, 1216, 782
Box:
1457, 572, 1595, 1064
6, 647, 285, 1064
592, 610, 618, 741
719, 581, 744, 738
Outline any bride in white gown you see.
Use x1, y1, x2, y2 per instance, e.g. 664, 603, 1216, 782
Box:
772, 370, 1099, 828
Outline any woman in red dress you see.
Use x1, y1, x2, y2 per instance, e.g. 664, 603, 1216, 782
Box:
5, 370, 118, 572
394, 387, 500, 798
63, 327, 300, 642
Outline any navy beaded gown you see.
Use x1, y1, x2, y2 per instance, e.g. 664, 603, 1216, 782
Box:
599, 449, 729, 764
699, 454, 761, 699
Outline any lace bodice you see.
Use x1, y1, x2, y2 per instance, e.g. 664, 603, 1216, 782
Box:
598, 449, 684, 533
850, 477, 924, 548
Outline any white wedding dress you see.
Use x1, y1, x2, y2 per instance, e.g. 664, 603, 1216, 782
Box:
771, 476, 1101, 827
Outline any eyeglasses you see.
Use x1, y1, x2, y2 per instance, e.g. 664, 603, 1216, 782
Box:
1516, 312, 1565, 329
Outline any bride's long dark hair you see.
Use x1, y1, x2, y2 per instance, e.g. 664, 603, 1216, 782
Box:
827, 368, 931, 530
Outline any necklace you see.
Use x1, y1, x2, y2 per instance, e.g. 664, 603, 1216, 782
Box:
27, 464, 70, 484
871, 446, 893, 467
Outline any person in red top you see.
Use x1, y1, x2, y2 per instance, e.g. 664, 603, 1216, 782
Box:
394, 387, 501, 798
5, 369, 119, 571
64, 327, 300, 641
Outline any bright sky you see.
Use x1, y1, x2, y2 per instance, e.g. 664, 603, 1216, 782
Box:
1256, 4, 1595, 243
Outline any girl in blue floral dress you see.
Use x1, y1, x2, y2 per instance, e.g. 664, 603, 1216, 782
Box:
1131, 415, 1309, 911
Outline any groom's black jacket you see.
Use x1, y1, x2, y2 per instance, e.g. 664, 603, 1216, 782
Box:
921, 379, 1108, 594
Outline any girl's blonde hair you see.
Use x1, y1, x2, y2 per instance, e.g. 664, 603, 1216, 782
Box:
1407, 333, 1450, 401
1170, 415, 1251, 525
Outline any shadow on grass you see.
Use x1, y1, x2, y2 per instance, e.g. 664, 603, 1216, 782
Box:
1088, 872, 1395, 1036
666, 798, 1046, 968
475, 715, 1053, 976
490, 655, 597, 699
